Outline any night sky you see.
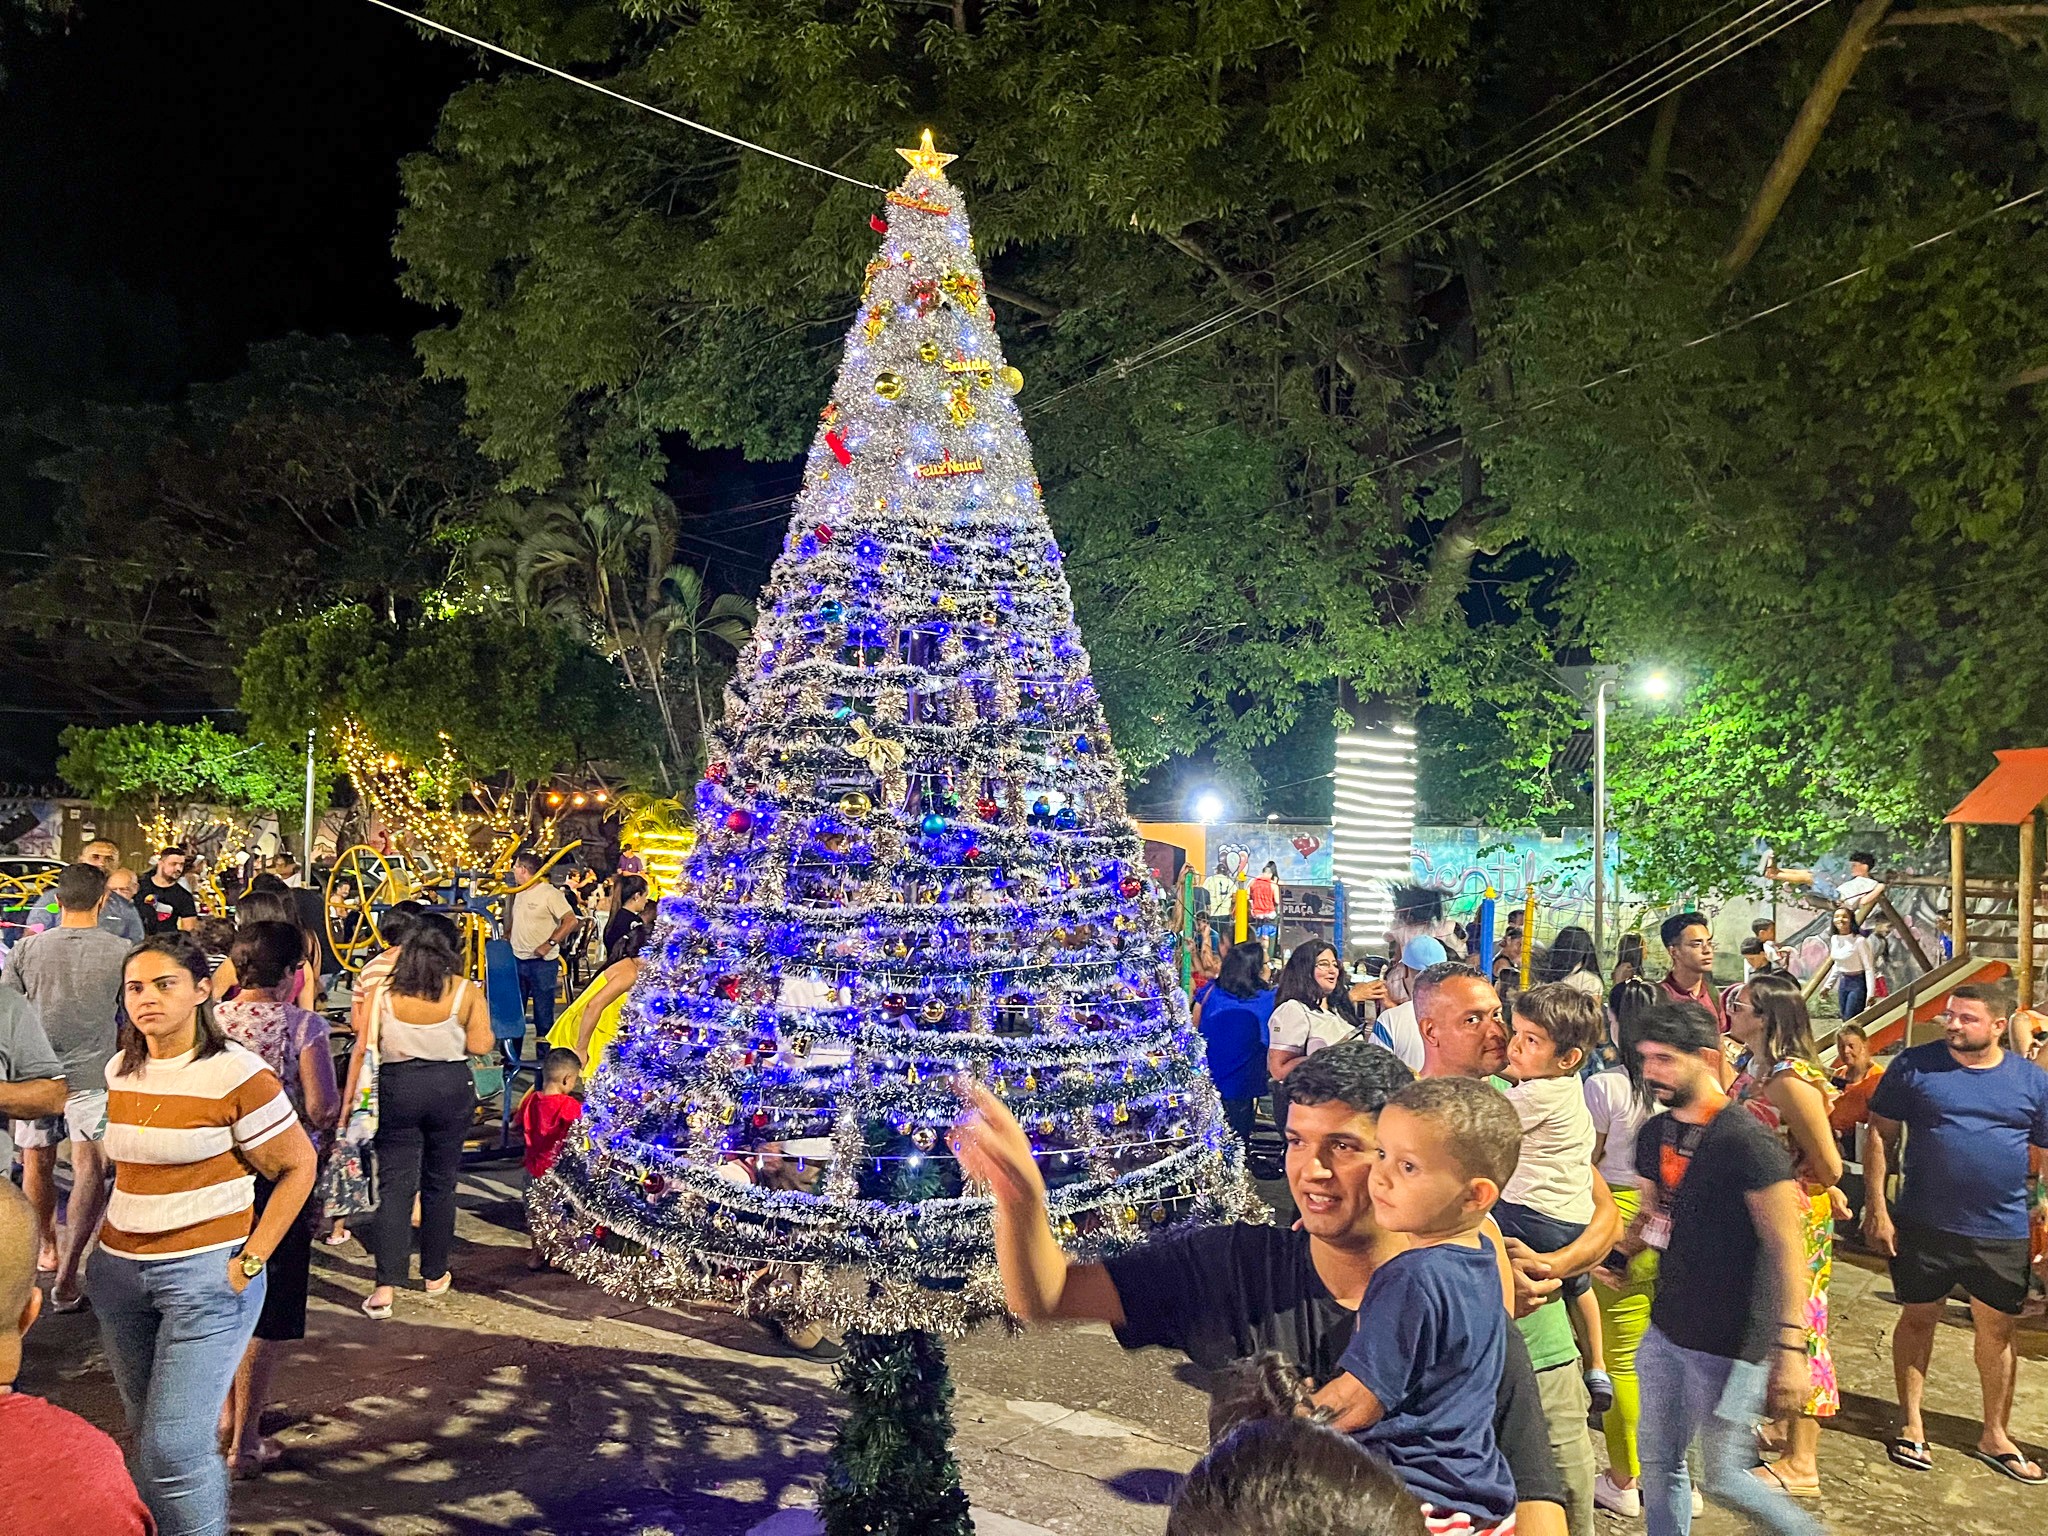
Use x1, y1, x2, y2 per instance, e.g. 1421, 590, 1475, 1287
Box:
0, 1, 789, 780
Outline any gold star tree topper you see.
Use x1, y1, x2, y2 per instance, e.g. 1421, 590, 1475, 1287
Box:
895, 128, 957, 178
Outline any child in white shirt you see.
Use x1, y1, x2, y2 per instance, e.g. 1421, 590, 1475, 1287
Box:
1493, 981, 1614, 1418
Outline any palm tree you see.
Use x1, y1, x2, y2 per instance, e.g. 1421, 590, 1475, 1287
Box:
643, 563, 756, 746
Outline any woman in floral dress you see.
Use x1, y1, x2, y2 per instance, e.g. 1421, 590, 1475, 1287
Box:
1728, 969, 1844, 1500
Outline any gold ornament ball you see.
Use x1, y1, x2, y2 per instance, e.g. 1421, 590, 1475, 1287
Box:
874, 370, 906, 400
917, 341, 940, 364
838, 791, 873, 817
998, 364, 1023, 391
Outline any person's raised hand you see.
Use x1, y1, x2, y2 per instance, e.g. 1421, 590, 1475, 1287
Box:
950, 1078, 1047, 1210
1348, 980, 1388, 1007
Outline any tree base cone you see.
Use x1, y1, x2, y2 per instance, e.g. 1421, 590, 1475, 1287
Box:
819, 1328, 973, 1536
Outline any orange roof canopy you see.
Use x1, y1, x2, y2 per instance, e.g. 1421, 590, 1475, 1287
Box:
1945, 748, 2048, 825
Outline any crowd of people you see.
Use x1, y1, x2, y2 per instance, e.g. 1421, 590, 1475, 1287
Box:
2, 834, 2046, 1536
1143, 906, 2048, 1535
0, 838, 647, 1535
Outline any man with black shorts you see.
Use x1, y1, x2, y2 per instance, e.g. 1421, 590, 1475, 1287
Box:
951, 1040, 1572, 1536
1864, 983, 2048, 1483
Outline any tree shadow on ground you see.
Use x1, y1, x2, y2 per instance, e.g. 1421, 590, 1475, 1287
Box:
23, 1242, 841, 1535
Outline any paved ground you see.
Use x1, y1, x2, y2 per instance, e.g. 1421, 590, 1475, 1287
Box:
17, 1161, 2048, 1535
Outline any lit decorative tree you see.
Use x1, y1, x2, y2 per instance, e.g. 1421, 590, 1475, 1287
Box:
534, 132, 1258, 1530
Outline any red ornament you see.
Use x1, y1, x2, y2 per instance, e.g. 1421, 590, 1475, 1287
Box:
825, 429, 852, 466
964, 844, 982, 863
719, 976, 742, 1001
705, 761, 730, 783
751, 1111, 770, 1129
592, 1225, 609, 1241
1119, 876, 1142, 898
881, 995, 907, 1018
870, 215, 889, 234
974, 796, 1000, 821
816, 524, 834, 543
725, 808, 754, 832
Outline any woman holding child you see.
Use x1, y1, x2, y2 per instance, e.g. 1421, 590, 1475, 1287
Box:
1726, 970, 1842, 1501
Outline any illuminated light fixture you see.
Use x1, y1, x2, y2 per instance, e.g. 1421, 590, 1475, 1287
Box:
1190, 790, 1226, 826
548, 792, 565, 807
572, 794, 588, 808
594, 790, 609, 804
1642, 670, 1673, 700
1330, 721, 1418, 954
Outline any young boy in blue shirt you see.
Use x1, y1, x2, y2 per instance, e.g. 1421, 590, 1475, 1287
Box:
1313, 1075, 1522, 1535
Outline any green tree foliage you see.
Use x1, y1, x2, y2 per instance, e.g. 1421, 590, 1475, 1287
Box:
12, 334, 497, 711
388, 2, 2048, 887
239, 603, 659, 782
392, 0, 1560, 773
56, 719, 323, 815
820, 1330, 972, 1536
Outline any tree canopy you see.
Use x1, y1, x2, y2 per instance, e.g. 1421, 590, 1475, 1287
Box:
386, 0, 2048, 891
56, 719, 322, 815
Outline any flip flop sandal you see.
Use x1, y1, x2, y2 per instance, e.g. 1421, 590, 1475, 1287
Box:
1967, 1449, 2048, 1485
1887, 1438, 1933, 1473
360, 1295, 393, 1320
47, 1291, 89, 1315
1751, 1463, 1821, 1499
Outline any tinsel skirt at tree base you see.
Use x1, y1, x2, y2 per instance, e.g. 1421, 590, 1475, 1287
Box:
529, 1130, 1265, 1335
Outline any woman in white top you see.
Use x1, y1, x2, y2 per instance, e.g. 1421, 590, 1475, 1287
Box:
1582, 976, 1664, 1517
1823, 906, 1878, 1022
1539, 924, 1605, 1001
1265, 941, 1356, 1081
352, 912, 493, 1319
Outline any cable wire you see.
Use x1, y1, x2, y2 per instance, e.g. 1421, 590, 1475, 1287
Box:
361, 0, 885, 191
1032, 0, 1833, 408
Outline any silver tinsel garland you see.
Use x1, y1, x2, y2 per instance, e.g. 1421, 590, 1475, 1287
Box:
540, 139, 1260, 1333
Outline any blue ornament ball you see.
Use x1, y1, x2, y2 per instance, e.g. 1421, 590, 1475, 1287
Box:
920, 812, 946, 836
1052, 807, 1078, 830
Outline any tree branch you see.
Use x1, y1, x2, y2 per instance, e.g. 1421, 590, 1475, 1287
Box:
1886, 5, 2048, 42
1159, 228, 1376, 388
984, 281, 1061, 320
1723, 0, 1896, 276
2006, 362, 2048, 389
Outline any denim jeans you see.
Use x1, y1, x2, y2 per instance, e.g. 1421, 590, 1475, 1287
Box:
514, 955, 560, 1058
1637, 1325, 1821, 1536
89, 1246, 266, 1536
1837, 974, 1868, 1022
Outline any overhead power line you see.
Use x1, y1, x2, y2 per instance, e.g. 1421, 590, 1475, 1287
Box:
361, 0, 886, 191
1032, 0, 1835, 409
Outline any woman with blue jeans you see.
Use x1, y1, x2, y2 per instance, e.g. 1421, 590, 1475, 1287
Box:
91, 934, 318, 1536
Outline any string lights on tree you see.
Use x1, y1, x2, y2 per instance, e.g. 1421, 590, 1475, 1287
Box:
532, 133, 1257, 1528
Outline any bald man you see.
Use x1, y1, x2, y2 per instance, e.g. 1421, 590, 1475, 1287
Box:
0, 1181, 154, 1534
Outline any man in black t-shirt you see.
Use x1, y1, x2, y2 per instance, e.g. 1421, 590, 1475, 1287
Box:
136, 847, 198, 936
1625, 1004, 1816, 1536
952, 1040, 1570, 1536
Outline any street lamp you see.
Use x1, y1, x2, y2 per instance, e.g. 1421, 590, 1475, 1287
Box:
1591, 667, 1677, 963
1190, 789, 1226, 826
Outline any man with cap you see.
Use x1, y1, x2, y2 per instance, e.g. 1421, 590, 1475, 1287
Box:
718, 1137, 844, 1361
1371, 934, 1448, 1071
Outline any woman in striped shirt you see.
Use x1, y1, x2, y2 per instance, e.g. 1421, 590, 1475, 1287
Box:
88, 933, 318, 1536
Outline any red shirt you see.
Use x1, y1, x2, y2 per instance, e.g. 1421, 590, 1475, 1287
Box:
1248, 876, 1279, 919
0, 1393, 155, 1535
518, 1091, 584, 1177
1661, 970, 1726, 1032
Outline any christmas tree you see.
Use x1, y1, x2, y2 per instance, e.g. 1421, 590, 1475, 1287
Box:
534, 137, 1257, 1510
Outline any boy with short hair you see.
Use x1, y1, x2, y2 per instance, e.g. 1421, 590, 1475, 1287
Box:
1492, 981, 1612, 1420
518, 1048, 584, 1269
0, 1181, 155, 1534
1751, 917, 1784, 971
1313, 1076, 1522, 1536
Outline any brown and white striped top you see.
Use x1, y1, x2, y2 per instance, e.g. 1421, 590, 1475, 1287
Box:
99, 1041, 298, 1260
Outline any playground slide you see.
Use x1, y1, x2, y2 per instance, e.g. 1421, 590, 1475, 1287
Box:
1818, 952, 2011, 1056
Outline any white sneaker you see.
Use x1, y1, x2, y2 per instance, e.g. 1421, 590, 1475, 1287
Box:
1594, 1472, 1642, 1517
1692, 1489, 1705, 1517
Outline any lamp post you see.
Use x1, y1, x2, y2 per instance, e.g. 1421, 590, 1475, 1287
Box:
1591, 671, 1616, 966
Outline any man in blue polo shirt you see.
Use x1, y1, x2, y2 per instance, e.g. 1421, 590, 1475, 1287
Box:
1864, 983, 2048, 1483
